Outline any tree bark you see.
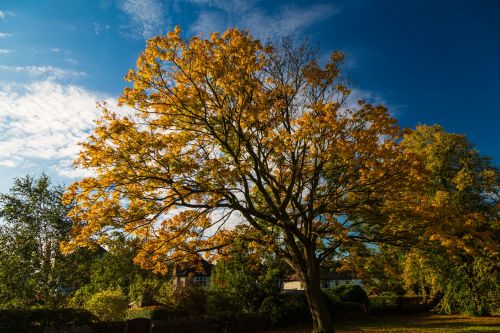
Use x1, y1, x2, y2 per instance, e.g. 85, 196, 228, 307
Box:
302, 257, 335, 333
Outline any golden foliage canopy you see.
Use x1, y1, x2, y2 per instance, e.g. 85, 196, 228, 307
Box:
63, 27, 424, 277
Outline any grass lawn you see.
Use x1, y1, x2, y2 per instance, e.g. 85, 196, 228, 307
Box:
261, 313, 500, 333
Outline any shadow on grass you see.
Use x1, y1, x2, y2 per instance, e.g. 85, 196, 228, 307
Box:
262, 314, 500, 333
337, 314, 500, 332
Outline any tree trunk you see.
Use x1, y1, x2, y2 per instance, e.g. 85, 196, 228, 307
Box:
302, 258, 335, 333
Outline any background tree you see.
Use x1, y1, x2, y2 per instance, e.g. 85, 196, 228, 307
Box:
345, 245, 405, 296
70, 237, 167, 308
63, 27, 424, 332
0, 175, 80, 307
399, 125, 499, 315
210, 239, 286, 312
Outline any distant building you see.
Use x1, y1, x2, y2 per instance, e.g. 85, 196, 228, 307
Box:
283, 271, 362, 291
172, 258, 212, 288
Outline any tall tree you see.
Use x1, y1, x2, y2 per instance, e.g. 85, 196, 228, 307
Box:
0, 175, 75, 307
400, 125, 499, 315
63, 28, 422, 332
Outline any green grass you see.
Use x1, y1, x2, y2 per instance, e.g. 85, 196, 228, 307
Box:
261, 313, 500, 333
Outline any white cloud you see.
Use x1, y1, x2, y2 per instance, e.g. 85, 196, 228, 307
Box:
0, 80, 115, 177
345, 88, 404, 117
190, 11, 226, 36
0, 49, 11, 54
0, 160, 17, 168
51, 48, 61, 53
0, 65, 86, 80
187, 1, 339, 39
348, 88, 388, 107
119, 0, 166, 39
244, 4, 339, 38
0, 33, 11, 38
0, 11, 14, 19
187, 0, 256, 14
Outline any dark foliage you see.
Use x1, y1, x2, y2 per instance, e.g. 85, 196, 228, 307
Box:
0, 308, 97, 331
324, 284, 370, 308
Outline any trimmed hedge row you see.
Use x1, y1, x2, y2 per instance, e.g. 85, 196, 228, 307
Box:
151, 313, 271, 333
0, 308, 125, 333
369, 295, 435, 314
259, 291, 368, 328
126, 306, 169, 320
0, 308, 97, 331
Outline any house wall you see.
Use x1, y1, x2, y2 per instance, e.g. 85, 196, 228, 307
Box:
283, 279, 362, 291
283, 281, 304, 290
172, 276, 210, 288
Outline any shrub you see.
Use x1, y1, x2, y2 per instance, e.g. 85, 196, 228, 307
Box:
128, 277, 161, 307
155, 285, 208, 316
329, 301, 366, 321
206, 289, 242, 315
259, 293, 311, 328
174, 286, 208, 316
323, 291, 367, 320
85, 289, 128, 322
368, 295, 433, 314
126, 306, 169, 320
69, 285, 95, 308
369, 295, 399, 314
326, 285, 370, 308
152, 280, 176, 308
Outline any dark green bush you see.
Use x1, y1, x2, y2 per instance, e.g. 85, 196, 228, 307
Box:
206, 289, 242, 315
323, 291, 367, 321
329, 301, 366, 321
170, 286, 208, 316
259, 293, 311, 328
126, 306, 169, 320
261, 291, 369, 328
368, 296, 433, 314
369, 295, 399, 314
0, 308, 97, 331
325, 285, 370, 308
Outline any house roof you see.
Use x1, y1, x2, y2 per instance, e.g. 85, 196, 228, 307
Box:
285, 271, 356, 282
172, 258, 212, 277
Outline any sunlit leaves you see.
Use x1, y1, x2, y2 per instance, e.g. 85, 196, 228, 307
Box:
64, 27, 423, 278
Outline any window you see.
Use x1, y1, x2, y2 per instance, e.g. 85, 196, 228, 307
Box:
193, 276, 209, 287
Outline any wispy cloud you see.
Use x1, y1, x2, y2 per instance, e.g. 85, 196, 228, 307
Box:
0, 11, 14, 20
0, 33, 11, 38
0, 160, 17, 168
187, 1, 339, 39
346, 88, 404, 117
65, 58, 78, 65
243, 4, 339, 38
0, 65, 86, 80
93, 22, 110, 35
0, 80, 115, 177
0, 49, 11, 54
118, 0, 167, 39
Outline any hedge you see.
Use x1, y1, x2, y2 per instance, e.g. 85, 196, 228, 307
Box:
0, 308, 97, 332
369, 296, 434, 314
259, 292, 368, 328
126, 306, 169, 320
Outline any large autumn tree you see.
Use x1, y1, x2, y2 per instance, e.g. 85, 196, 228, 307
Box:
63, 27, 423, 332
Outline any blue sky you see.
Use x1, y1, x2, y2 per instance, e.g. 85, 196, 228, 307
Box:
0, 0, 499, 192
